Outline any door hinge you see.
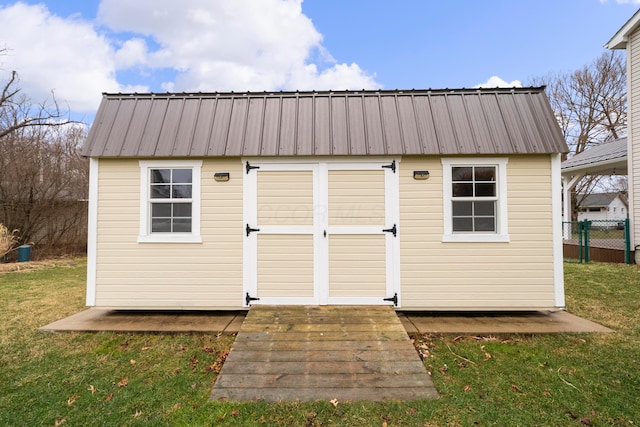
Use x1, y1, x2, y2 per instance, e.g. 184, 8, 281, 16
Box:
382, 160, 396, 173
246, 224, 260, 236
245, 292, 260, 306
246, 161, 260, 174
382, 224, 397, 237
383, 293, 398, 306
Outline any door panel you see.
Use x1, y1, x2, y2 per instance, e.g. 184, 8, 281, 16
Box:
257, 234, 314, 298
258, 170, 313, 226
328, 234, 386, 298
328, 170, 385, 226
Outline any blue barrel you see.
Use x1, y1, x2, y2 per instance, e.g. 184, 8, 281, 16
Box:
17, 245, 31, 262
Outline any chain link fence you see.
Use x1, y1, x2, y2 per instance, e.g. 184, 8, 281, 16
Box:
563, 219, 631, 264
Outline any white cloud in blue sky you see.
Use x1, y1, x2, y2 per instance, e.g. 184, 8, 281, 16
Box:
0, 0, 379, 114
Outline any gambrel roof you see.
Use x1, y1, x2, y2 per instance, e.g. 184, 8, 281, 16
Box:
82, 87, 568, 158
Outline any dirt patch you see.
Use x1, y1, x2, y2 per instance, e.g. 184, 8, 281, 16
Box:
0, 258, 82, 274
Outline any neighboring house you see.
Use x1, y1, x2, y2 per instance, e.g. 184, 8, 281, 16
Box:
607, 10, 640, 262
576, 192, 628, 222
82, 88, 568, 311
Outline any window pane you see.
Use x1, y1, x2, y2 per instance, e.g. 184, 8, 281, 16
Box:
452, 217, 473, 232
151, 185, 170, 198
452, 167, 472, 181
475, 167, 495, 182
173, 203, 192, 217
151, 218, 171, 232
151, 169, 171, 184
474, 201, 495, 216
172, 169, 192, 183
151, 203, 171, 217
452, 201, 472, 216
172, 184, 192, 198
474, 217, 496, 232
475, 183, 496, 197
173, 219, 192, 232
452, 183, 473, 197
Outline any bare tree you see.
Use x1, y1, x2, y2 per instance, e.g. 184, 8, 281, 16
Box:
531, 51, 627, 219
533, 50, 626, 155
1, 52, 88, 256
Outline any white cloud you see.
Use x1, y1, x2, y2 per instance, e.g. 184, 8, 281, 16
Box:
97, 0, 379, 92
0, 0, 379, 116
0, 2, 123, 113
474, 76, 523, 88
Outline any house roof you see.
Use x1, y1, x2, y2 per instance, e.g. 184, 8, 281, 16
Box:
561, 138, 627, 176
605, 8, 640, 49
577, 192, 628, 208
82, 87, 568, 158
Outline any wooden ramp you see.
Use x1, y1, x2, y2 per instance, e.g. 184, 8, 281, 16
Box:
210, 305, 438, 402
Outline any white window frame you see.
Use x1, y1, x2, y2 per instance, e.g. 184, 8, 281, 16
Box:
138, 160, 202, 243
442, 157, 509, 243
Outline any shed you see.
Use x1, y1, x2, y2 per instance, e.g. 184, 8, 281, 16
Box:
83, 87, 568, 310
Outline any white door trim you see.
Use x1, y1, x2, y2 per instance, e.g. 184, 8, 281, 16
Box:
242, 158, 401, 307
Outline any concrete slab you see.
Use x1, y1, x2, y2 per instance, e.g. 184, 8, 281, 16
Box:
39, 308, 246, 333
399, 310, 613, 334
40, 308, 613, 335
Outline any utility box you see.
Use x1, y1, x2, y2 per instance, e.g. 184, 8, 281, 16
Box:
17, 245, 31, 262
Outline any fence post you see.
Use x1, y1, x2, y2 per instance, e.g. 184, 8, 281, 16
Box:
578, 221, 583, 263
625, 218, 631, 265
584, 220, 591, 263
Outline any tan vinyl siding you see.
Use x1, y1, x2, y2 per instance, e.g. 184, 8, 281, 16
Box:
257, 234, 314, 297
630, 29, 640, 248
399, 155, 556, 310
329, 234, 386, 297
328, 170, 385, 226
94, 158, 243, 309
257, 171, 313, 226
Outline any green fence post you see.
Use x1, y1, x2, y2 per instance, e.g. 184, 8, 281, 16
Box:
584, 220, 591, 263
625, 218, 631, 264
578, 221, 584, 263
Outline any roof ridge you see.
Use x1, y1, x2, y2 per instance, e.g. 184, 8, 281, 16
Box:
101, 87, 547, 98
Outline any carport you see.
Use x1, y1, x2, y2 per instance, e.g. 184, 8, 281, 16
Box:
561, 138, 628, 232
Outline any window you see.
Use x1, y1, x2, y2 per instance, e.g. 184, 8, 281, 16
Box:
139, 160, 202, 243
442, 158, 509, 242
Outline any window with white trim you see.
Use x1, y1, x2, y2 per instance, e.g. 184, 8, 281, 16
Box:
138, 160, 202, 243
442, 158, 509, 242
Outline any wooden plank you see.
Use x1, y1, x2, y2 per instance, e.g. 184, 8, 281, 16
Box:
211, 386, 439, 402
224, 349, 421, 363
234, 331, 410, 342
214, 373, 436, 389
220, 360, 428, 375
231, 339, 417, 351
238, 322, 406, 333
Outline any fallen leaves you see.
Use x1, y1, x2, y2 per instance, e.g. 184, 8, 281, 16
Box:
117, 377, 128, 388
66, 395, 79, 407
87, 385, 96, 395
330, 398, 339, 407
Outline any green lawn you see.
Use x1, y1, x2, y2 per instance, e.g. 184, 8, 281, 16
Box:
0, 260, 638, 426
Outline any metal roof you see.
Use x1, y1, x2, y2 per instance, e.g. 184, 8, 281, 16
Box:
561, 138, 627, 175
82, 88, 568, 158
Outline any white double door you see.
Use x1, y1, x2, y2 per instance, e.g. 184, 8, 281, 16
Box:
243, 159, 400, 306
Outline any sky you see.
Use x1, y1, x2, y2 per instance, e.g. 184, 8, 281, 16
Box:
0, 0, 639, 123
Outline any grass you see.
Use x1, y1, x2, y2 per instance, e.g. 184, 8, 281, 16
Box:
0, 260, 638, 426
